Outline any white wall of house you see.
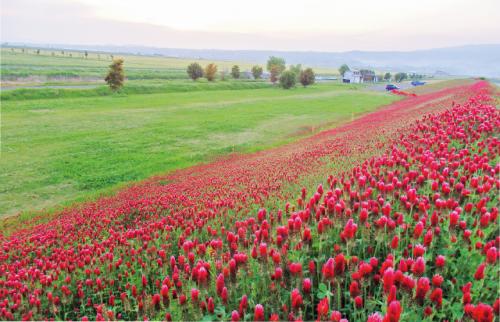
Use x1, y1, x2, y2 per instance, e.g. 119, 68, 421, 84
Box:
343, 70, 362, 83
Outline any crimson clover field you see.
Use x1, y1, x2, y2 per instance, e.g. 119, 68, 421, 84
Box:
0, 81, 498, 321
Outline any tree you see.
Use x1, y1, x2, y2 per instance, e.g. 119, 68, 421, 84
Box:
36, 49, 40, 55
339, 64, 350, 77
279, 70, 297, 89
231, 65, 240, 79
105, 58, 125, 91
187, 62, 204, 80
251, 65, 263, 79
384, 72, 391, 81
270, 66, 280, 84
299, 68, 315, 87
394, 72, 408, 82
84, 51, 88, 59
289, 64, 302, 79
266, 56, 286, 74
205, 63, 217, 81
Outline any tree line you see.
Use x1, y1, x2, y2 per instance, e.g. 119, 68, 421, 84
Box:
186, 56, 315, 89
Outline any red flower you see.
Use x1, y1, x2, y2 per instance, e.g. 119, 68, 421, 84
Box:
416, 277, 430, 303
354, 296, 363, 308
391, 236, 399, 249
322, 258, 335, 280
302, 278, 312, 294
317, 297, 329, 318
383, 268, 395, 294
367, 312, 383, 322
412, 257, 426, 276
289, 262, 302, 276
239, 295, 248, 315
207, 297, 215, 314
432, 274, 443, 287
472, 303, 494, 322
216, 273, 225, 295
474, 263, 486, 280
343, 219, 358, 239
291, 289, 303, 310
486, 247, 497, 264
386, 300, 402, 322
254, 304, 265, 321
430, 288, 442, 307
231, 310, 240, 322
435, 255, 446, 268
190, 288, 199, 302
259, 243, 268, 259
350, 281, 360, 297
161, 285, 169, 299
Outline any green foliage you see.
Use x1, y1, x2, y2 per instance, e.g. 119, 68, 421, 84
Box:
267, 56, 287, 84
205, 63, 218, 81
339, 64, 350, 77
104, 58, 125, 91
187, 62, 204, 81
231, 65, 240, 79
279, 70, 297, 89
384, 72, 391, 81
251, 65, 263, 79
299, 68, 315, 87
266, 56, 286, 74
289, 64, 302, 78
409, 72, 425, 80
394, 72, 408, 82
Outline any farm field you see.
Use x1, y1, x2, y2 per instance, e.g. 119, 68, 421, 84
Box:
0, 80, 497, 321
0, 48, 339, 85
0, 48, 251, 83
0, 82, 397, 218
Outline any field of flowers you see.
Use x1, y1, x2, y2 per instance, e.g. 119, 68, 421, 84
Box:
0, 81, 498, 321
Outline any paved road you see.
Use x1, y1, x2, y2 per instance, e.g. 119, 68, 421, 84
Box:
367, 81, 414, 92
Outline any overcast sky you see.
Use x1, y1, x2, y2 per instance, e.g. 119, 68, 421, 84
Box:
2, 0, 500, 51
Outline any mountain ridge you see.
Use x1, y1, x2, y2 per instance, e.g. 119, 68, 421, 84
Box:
3, 42, 499, 77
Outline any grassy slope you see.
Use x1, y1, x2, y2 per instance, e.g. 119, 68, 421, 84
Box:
1, 83, 397, 217
0, 80, 271, 101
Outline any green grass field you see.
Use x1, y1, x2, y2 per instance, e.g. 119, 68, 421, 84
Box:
0, 82, 397, 217
1, 48, 338, 84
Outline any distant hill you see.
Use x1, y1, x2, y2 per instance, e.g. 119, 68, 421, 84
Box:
4, 43, 500, 77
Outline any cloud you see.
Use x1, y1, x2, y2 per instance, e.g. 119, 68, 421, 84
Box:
1, 0, 500, 51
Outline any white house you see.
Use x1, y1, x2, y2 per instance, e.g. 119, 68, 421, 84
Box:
343, 69, 378, 83
343, 70, 362, 83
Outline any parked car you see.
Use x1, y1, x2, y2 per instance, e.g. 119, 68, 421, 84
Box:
411, 80, 426, 86
385, 84, 399, 91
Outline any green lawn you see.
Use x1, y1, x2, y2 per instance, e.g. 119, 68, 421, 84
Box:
0, 83, 398, 217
